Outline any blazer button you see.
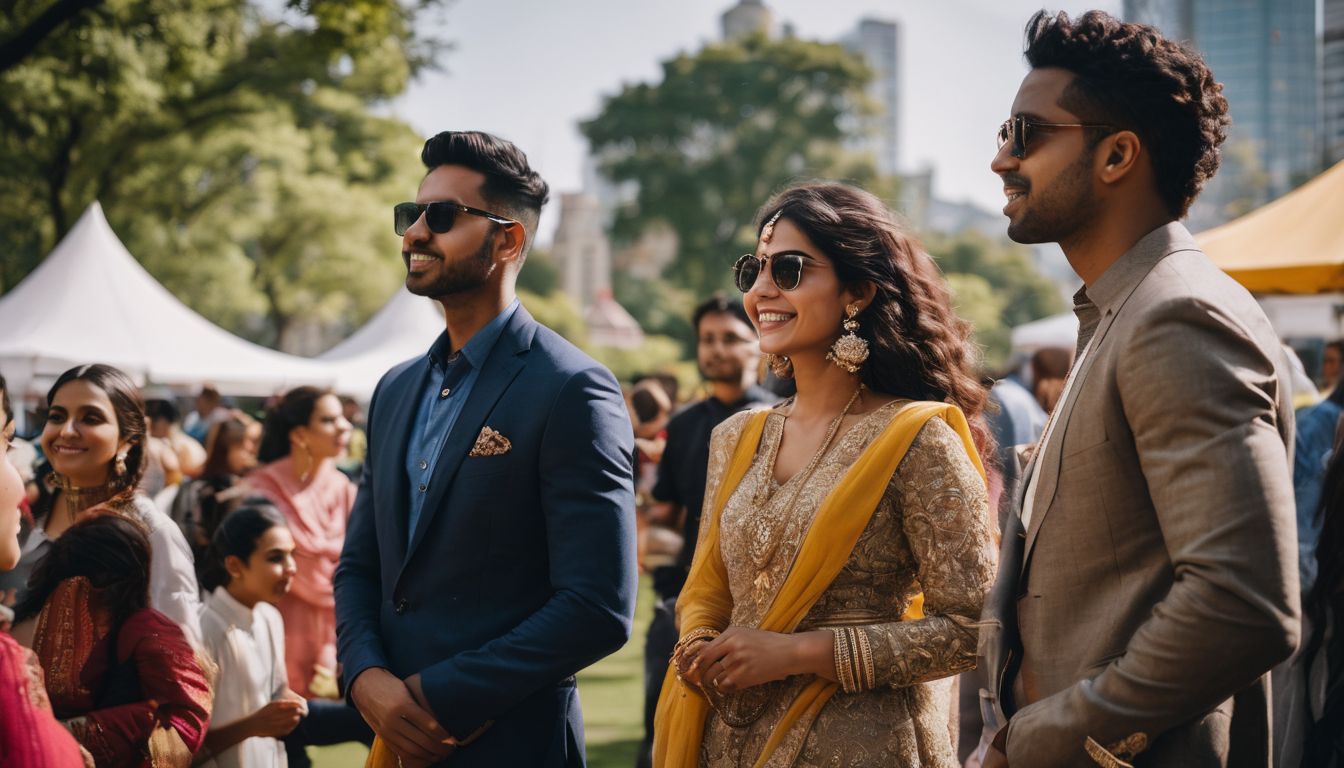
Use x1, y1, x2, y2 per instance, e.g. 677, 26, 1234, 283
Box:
395, 599, 409, 615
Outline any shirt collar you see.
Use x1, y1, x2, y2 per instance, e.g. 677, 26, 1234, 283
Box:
1081, 221, 1199, 312
207, 585, 256, 627
427, 298, 521, 371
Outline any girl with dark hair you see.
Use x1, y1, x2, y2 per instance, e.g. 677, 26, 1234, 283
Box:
198, 503, 307, 767
171, 409, 262, 576
0, 373, 86, 766
17, 363, 202, 643
246, 386, 353, 701
656, 183, 997, 767
11, 513, 211, 767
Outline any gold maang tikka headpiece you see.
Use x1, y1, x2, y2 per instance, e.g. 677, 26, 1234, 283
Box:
759, 209, 783, 245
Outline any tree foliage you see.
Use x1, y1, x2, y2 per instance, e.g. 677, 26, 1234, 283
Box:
0, 0, 444, 349
928, 231, 1065, 372
581, 34, 886, 299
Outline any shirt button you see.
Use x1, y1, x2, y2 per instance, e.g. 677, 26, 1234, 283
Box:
418, 483, 426, 492
418, 460, 428, 470
440, 387, 451, 398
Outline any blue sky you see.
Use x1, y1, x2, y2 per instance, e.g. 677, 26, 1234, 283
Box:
391, 1, 1122, 244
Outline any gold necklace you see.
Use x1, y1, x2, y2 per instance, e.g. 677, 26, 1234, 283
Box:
752, 384, 863, 507
746, 384, 864, 575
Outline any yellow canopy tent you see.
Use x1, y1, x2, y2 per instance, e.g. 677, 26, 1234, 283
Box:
1198, 159, 1344, 294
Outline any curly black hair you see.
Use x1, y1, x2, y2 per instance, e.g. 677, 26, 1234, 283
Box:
1024, 10, 1230, 218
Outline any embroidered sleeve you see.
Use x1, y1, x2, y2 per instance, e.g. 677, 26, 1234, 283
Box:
860, 418, 996, 690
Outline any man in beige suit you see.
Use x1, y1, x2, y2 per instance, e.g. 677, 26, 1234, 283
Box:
979, 11, 1299, 768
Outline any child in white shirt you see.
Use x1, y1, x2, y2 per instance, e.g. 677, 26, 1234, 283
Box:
198, 503, 307, 767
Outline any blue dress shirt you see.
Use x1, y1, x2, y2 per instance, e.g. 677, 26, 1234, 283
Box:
405, 299, 520, 546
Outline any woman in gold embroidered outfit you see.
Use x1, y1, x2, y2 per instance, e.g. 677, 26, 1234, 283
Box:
654, 183, 997, 768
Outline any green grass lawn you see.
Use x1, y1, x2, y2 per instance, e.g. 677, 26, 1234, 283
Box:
308, 576, 655, 767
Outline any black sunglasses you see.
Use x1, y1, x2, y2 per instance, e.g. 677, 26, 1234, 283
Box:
394, 201, 517, 236
996, 115, 1113, 159
733, 252, 806, 293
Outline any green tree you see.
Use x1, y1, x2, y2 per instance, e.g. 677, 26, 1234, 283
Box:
516, 249, 560, 297
927, 231, 1064, 328
0, 0, 444, 348
927, 231, 1065, 372
582, 34, 886, 301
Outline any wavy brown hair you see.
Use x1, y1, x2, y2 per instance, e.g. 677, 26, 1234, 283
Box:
756, 182, 993, 457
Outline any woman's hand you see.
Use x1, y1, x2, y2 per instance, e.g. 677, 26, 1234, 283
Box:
690, 627, 833, 694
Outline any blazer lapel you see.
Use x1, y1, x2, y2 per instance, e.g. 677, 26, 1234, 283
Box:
381, 362, 429, 565
1020, 230, 1195, 571
403, 308, 537, 563
1020, 313, 1116, 571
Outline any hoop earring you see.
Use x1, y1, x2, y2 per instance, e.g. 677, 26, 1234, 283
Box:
765, 353, 794, 380
826, 302, 870, 374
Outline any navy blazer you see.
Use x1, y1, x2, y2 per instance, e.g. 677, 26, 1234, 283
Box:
334, 305, 637, 767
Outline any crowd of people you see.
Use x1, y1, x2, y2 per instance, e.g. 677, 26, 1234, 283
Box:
1, 8, 1342, 768
0, 368, 374, 766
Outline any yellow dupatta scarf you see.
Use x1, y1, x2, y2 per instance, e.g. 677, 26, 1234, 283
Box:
652, 401, 984, 768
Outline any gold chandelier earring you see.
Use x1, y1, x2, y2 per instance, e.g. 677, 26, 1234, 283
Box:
114, 451, 128, 477
827, 302, 870, 374
765, 353, 794, 380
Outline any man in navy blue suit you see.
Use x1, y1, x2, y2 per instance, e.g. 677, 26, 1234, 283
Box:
334, 130, 637, 767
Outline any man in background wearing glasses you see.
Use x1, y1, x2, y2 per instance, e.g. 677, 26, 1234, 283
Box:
335, 130, 637, 767
978, 11, 1297, 768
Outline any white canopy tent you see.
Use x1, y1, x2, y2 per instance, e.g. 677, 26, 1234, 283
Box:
318, 288, 443, 399
1010, 311, 1078, 354
0, 202, 335, 409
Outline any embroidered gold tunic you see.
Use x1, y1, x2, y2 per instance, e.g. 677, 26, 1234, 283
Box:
698, 401, 996, 767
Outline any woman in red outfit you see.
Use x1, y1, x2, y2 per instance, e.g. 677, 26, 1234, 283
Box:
0, 373, 87, 767
11, 513, 212, 767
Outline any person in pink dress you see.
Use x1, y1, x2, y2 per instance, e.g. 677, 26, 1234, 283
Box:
248, 387, 353, 699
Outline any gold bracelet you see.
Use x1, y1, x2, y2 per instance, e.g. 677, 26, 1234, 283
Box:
853, 627, 874, 692
832, 628, 856, 693
844, 632, 854, 699
671, 627, 720, 679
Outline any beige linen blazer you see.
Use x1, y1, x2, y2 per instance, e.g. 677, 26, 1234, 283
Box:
978, 223, 1300, 767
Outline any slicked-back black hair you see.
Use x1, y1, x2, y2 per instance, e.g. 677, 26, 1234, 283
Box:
420, 131, 550, 256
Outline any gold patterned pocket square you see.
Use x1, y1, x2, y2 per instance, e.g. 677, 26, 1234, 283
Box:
468, 426, 512, 457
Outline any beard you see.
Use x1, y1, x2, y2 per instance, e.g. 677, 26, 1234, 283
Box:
406, 232, 496, 299
699, 358, 745, 384
1006, 151, 1100, 245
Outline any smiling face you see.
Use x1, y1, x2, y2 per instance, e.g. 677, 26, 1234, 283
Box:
696, 312, 759, 385
401, 165, 505, 299
991, 67, 1103, 245
742, 218, 859, 362
226, 524, 297, 608
291, 394, 350, 462
41, 379, 130, 487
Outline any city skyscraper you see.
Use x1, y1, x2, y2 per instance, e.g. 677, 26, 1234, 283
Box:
1122, 0, 1320, 226
1325, 0, 1344, 165
840, 18, 902, 176
721, 0, 776, 41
